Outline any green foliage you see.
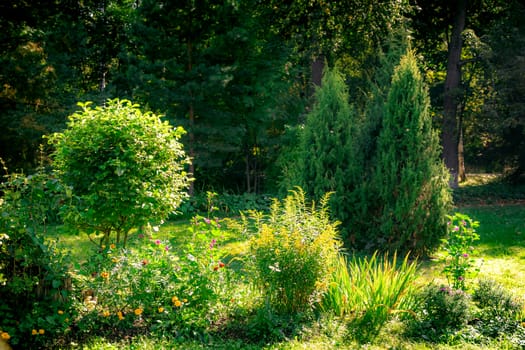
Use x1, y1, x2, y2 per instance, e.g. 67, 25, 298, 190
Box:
322, 252, 418, 342
247, 189, 342, 314
0, 165, 72, 349
73, 218, 232, 341
441, 213, 480, 290
472, 279, 524, 341
298, 67, 361, 236
409, 284, 472, 341
48, 99, 191, 247
370, 51, 451, 256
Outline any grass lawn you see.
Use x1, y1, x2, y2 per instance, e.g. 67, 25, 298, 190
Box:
49, 176, 525, 349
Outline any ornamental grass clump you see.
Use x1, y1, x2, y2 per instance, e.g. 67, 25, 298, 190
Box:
322, 251, 418, 342
248, 188, 342, 314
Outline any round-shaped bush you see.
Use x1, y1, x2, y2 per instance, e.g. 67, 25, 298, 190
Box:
49, 99, 191, 246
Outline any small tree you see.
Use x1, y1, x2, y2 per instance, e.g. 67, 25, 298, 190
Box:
48, 99, 191, 247
372, 51, 451, 256
300, 67, 361, 231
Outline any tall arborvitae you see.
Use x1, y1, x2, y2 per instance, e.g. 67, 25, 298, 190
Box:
371, 51, 451, 256
300, 68, 360, 230
344, 30, 409, 247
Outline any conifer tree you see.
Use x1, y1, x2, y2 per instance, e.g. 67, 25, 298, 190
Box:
371, 51, 451, 256
300, 68, 360, 229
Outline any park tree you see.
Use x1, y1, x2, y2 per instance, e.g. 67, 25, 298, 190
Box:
371, 51, 451, 256
48, 99, 191, 247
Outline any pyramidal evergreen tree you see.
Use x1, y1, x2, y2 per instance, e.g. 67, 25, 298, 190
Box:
299, 67, 361, 230
371, 51, 451, 256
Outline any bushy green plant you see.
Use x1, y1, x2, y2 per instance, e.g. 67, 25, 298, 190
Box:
0, 165, 72, 349
48, 99, 191, 247
409, 284, 472, 341
471, 279, 525, 340
371, 51, 452, 256
322, 252, 418, 342
441, 213, 480, 290
247, 188, 342, 314
72, 218, 231, 341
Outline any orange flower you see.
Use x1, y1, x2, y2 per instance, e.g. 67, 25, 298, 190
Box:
100, 271, 109, 279
1, 332, 10, 340
110, 244, 116, 249
174, 300, 182, 307
38, 329, 45, 335
102, 310, 110, 317
134, 308, 143, 316
117, 311, 124, 320
218, 261, 225, 268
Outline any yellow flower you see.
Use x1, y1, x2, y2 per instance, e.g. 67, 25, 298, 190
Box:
112, 257, 119, 263
174, 300, 182, 307
117, 311, 124, 320
110, 244, 116, 249
100, 271, 109, 279
158, 307, 164, 313
1, 332, 10, 340
171, 296, 179, 303
102, 310, 110, 317
182, 298, 188, 303
58, 310, 64, 315
134, 308, 143, 316
38, 329, 45, 335
32, 329, 38, 335
101, 245, 106, 249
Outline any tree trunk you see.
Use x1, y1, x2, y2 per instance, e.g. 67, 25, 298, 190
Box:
442, 0, 467, 188
187, 41, 195, 195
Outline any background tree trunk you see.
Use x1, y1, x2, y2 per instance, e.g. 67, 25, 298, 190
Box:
442, 0, 467, 188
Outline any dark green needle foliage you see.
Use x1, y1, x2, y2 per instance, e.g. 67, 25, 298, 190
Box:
371, 51, 451, 256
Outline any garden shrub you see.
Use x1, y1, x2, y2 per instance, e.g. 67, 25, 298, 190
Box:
48, 99, 191, 247
409, 284, 472, 341
0, 166, 72, 349
471, 279, 525, 340
247, 188, 342, 314
371, 51, 451, 256
298, 68, 362, 240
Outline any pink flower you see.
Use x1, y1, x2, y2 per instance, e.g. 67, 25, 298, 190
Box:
204, 218, 211, 224
155, 239, 161, 245
462, 253, 469, 258
453, 226, 459, 232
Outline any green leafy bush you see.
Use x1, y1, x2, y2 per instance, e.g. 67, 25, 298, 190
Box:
471, 279, 524, 340
48, 99, 191, 247
441, 213, 480, 290
409, 284, 472, 341
0, 166, 72, 349
322, 252, 418, 342
247, 188, 342, 314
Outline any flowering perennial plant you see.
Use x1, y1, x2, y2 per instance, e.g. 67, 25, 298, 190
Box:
441, 212, 480, 290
